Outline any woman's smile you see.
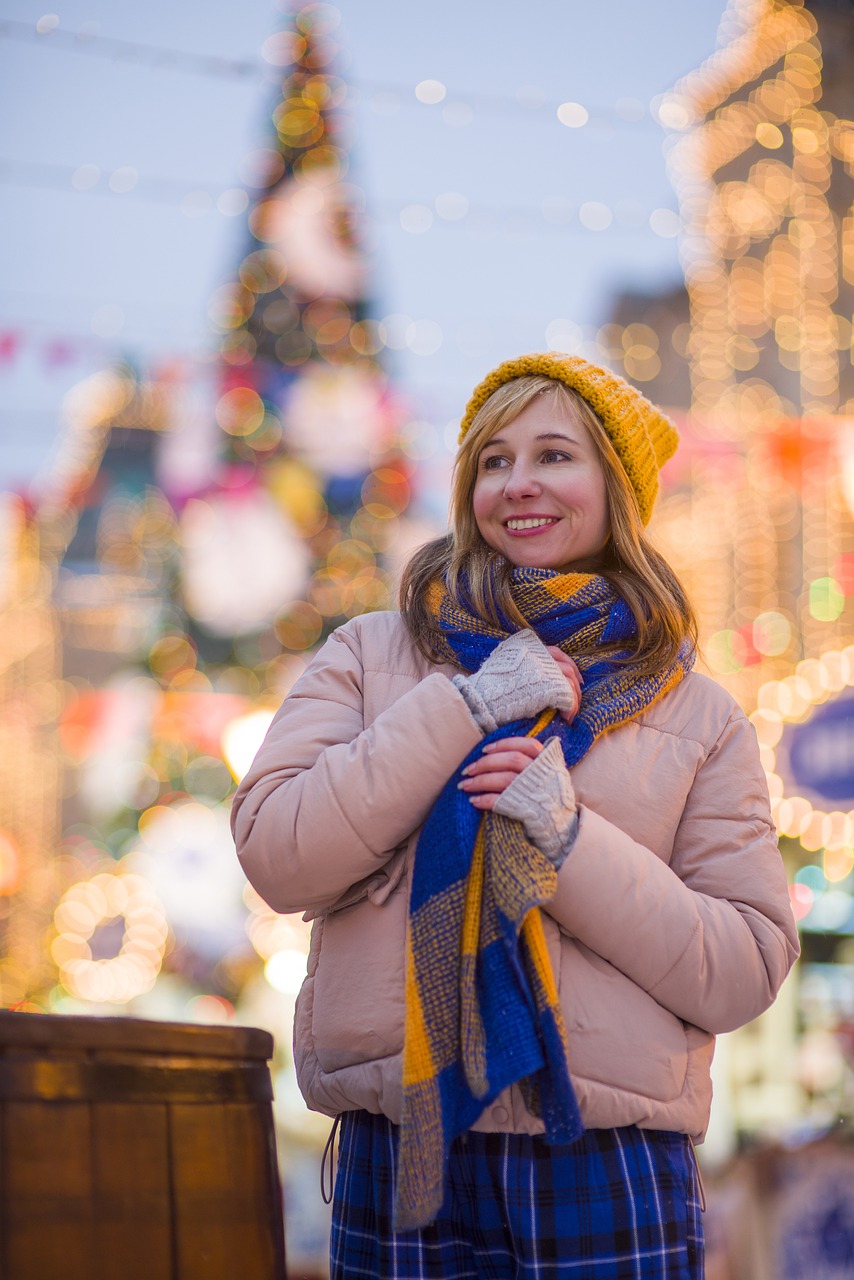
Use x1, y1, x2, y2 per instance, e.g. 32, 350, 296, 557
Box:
503, 515, 559, 532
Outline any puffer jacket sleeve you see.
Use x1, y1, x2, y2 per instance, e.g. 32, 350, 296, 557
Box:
544, 706, 799, 1035
230, 618, 482, 915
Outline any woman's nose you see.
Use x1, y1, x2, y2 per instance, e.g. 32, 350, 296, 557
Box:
503, 464, 541, 499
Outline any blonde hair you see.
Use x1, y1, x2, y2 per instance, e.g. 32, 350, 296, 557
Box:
399, 376, 697, 675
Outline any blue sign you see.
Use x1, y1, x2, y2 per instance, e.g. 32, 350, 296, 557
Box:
782, 694, 854, 805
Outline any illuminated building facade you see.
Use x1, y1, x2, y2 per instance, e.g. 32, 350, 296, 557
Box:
592, 2, 854, 1156
658, 0, 854, 846
605, 0, 854, 1143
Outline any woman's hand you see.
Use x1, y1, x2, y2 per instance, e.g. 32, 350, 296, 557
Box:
458, 737, 544, 810
457, 650, 580, 810
452, 631, 582, 733
546, 647, 583, 723
460, 735, 579, 862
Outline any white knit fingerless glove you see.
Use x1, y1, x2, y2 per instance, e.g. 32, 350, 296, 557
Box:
492, 737, 578, 866
452, 630, 576, 734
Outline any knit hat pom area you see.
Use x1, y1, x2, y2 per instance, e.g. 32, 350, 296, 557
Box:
458, 352, 679, 526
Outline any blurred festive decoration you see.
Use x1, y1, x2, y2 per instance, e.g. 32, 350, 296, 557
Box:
749, 646, 854, 856
0, 495, 63, 1008
222, 708, 277, 782
130, 801, 248, 960
201, 0, 416, 667
51, 861, 169, 1003
0, 3, 413, 1035
180, 486, 310, 636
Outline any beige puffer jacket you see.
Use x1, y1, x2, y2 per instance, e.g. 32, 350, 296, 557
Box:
231, 611, 799, 1142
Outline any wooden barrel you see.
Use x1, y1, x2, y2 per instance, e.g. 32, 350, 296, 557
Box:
0, 1011, 287, 1280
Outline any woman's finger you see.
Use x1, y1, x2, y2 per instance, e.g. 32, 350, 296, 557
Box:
469, 792, 503, 810
546, 647, 582, 691
461, 755, 534, 785
460, 769, 523, 795
460, 738, 543, 801
463, 741, 541, 775
481, 736, 543, 757
545, 647, 583, 722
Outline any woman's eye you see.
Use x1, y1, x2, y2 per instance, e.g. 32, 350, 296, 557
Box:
481, 455, 506, 470
542, 450, 570, 464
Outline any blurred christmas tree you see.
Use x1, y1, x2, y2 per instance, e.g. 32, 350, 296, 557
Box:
183, 1, 410, 673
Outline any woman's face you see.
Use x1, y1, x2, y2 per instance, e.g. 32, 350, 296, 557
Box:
471, 395, 611, 573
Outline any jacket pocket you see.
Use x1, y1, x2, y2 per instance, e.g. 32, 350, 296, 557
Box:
560, 939, 689, 1102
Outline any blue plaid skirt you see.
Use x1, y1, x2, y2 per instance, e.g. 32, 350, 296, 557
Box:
330, 1111, 704, 1279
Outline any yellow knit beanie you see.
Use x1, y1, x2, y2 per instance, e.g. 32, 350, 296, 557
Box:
458, 352, 679, 526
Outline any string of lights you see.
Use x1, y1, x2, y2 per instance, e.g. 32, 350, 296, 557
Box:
0, 15, 267, 81
1, 303, 697, 386
0, 15, 669, 131
0, 155, 243, 211
0, 156, 681, 237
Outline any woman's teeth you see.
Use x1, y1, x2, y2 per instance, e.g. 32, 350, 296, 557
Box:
505, 518, 557, 530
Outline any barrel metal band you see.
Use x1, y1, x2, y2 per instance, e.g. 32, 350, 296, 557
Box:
0, 1059, 274, 1103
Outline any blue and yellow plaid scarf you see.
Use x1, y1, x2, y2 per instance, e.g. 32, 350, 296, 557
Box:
396, 569, 695, 1230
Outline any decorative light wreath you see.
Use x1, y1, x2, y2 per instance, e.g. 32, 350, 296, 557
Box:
52, 867, 169, 1004
750, 644, 854, 875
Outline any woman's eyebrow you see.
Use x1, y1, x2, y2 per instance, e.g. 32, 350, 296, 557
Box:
482, 430, 580, 448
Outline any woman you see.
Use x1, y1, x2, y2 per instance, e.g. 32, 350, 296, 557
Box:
232, 352, 799, 1279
